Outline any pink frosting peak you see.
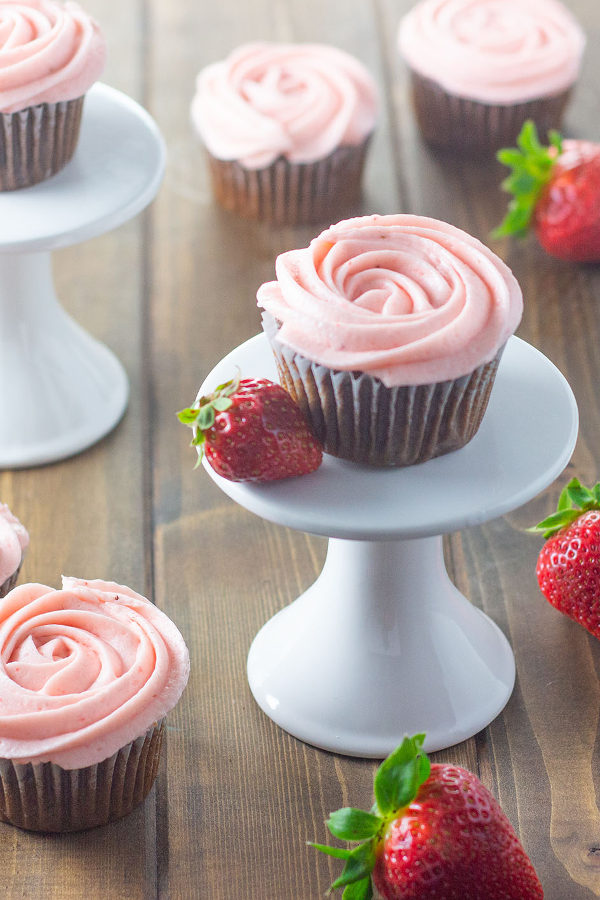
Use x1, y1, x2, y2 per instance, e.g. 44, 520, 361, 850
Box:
257, 215, 523, 387
0, 577, 189, 769
398, 0, 585, 104
0, 504, 28, 586
0, 0, 106, 113
191, 41, 378, 168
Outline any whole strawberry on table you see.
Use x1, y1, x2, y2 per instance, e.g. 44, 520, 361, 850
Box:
493, 119, 600, 263
177, 373, 322, 482
530, 477, 600, 637
310, 733, 543, 899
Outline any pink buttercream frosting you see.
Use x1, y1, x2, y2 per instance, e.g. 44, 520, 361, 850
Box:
0, 504, 28, 586
0, 577, 189, 769
0, 0, 106, 114
398, 0, 585, 104
257, 214, 523, 387
191, 41, 378, 169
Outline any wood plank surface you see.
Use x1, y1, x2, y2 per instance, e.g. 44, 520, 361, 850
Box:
1, 0, 600, 897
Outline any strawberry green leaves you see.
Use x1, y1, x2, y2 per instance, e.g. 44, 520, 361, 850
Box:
374, 732, 429, 816
492, 120, 563, 240
177, 374, 239, 452
310, 734, 430, 896
529, 477, 600, 539
326, 808, 382, 842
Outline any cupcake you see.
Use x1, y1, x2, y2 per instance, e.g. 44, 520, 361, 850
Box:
0, 0, 106, 190
190, 42, 378, 224
0, 504, 28, 596
257, 214, 523, 467
398, 0, 585, 154
0, 577, 189, 831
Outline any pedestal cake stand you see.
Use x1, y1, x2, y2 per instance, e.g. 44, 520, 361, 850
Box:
0, 83, 166, 468
200, 333, 578, 757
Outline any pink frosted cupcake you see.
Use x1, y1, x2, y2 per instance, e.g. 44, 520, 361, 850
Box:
0, 0, 106, 190
258, 214, 522, 467
398, 0, 585, 154
0, 577, 189, 831
190, 42, 378, 224
0, 504, 28, 596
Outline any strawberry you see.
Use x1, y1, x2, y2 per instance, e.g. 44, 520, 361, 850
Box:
310, 734, 543, 900
530, 477, 600, 637
493, 120, 600, 263
177, 373, 322, 482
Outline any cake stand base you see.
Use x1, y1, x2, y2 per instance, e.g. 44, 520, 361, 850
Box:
0, 253, 128, 467
247, 535, 515, 757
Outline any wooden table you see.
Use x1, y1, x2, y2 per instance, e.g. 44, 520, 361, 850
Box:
1, 0, 599, 897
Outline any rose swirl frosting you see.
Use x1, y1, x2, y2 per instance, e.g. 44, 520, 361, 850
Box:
257, 214, 523, 387
191, 41, 378, 169
0, 0, 106, 113
398, 0, 585, 104
0, 577, 189, 769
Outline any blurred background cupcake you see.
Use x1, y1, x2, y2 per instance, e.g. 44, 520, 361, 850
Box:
398, 0, 585, 154
0, 577, 189, 831
190, 41, 378, 225
0, 0, 106, 190
258, 214, 522, 466
0, 503, 28, 596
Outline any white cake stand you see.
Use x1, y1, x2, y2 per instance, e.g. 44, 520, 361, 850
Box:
0, 83, 166, 468
200, 334, 578, 757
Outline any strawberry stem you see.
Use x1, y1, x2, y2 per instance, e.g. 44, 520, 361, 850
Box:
529, 477, 600, 539
492, 120, 563, 240
176, 371, 241, 461
310, 735, 430, 896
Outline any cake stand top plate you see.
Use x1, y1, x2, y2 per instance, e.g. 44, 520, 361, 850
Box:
0, 83, 165, 252
200, 334, 578, 541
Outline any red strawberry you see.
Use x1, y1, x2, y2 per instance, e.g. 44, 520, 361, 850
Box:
177, 373, 322, 482
493, 120, 600, 262
531, 478, 600, 636
310, 734, 543, 900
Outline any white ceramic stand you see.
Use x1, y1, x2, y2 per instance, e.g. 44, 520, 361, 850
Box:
0, 83, 166, 467
200, 334, 578, 757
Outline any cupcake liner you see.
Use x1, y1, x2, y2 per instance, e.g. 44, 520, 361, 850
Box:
409, 71, 571, 154
0, 562, 22, 598
264, 317, 503, 466
0, 96, 84, 191
0, 719, 164, 832
206, 138, 370, 225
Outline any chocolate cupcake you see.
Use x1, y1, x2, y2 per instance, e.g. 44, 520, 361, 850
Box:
0, 577, 189, 831
0, 0, 106, 191
0, 503, 28, 596
190, 42, 378, 225
258, 214, 523, 467
398, 0, 585, 155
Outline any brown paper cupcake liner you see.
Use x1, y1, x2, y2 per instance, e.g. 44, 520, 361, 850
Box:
0, 719, 164, 832
409, 71, 571, 154
0, 562, 22, 598
206, 138, 370, 225
0, 96, 84, 191
264, 317, 503, 466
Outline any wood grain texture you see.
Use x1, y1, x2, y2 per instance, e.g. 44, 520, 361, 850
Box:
1, 0, 599, 897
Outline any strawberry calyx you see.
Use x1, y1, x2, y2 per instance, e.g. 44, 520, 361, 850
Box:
177, 372, 240, 461
492, 120, 563, 240
309, 734, 431, 898
529, 477, 600, 539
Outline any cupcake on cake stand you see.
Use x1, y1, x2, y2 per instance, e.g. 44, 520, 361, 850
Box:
200, 332, 578, 758
0, 83, 165, 468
